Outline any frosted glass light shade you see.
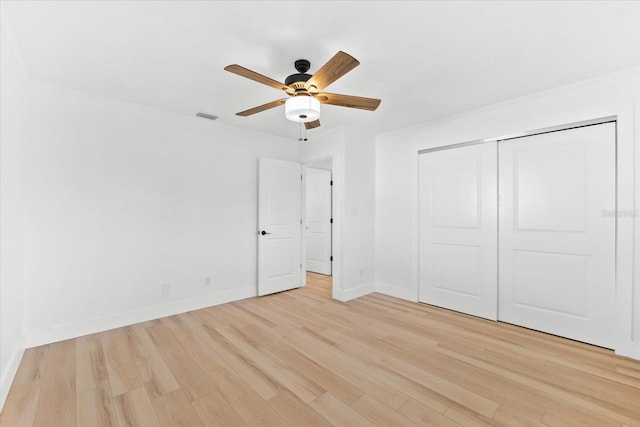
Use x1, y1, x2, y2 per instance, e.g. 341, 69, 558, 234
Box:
285, 96, 320, 122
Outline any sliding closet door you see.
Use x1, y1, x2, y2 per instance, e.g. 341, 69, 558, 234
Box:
419, 142, 498, 320
498, 123, 616, 348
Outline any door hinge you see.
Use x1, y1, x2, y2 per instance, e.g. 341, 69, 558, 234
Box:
300, 263, 302, 269
330, 180, 333, 186
301, 175, 303, 180
330, 218, 333, 223
330, 256, 333, 261
300, 218, 302, 225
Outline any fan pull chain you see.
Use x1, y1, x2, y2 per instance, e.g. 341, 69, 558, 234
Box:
298, 122, 308, 142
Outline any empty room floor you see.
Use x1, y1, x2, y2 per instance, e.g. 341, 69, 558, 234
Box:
2, 272, 639, 426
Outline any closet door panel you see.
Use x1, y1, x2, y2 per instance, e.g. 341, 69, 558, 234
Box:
419, 142, 498, 320
498, 123, 616, 348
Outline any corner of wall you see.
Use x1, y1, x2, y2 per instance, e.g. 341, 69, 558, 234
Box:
332, 281, 375, 302
0, 9, 28, 413
0, 337, 25, 411
374, 282, 418, 302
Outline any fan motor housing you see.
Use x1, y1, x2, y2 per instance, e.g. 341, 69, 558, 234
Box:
285, 73, 312, 86
285, 59, 312, 87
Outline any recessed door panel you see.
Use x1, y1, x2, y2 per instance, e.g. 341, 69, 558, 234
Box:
431, 157, 480, 229
515, 143, 587, 232
512, 250, 589, 318
419, 142, 498, 320
499, 123, 616, 348
430, 243, 481, 296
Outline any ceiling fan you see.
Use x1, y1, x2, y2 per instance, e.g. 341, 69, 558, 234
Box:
224, 51, 381, 129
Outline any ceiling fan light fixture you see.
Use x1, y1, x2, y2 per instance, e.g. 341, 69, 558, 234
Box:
285, 96, 320, 123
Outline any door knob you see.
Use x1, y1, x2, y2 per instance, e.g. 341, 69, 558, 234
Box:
261, 230, 272, 235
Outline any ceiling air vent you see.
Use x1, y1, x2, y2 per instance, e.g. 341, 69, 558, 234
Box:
196, 112, 219, 121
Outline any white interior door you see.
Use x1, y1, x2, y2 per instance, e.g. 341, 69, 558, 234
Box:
305, 168, 332, 275
419, 142, 498, 320
258, 158, 302, 296
498, 123, 616, 348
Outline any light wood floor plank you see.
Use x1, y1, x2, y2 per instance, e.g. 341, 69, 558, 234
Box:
352, 394, 422, 427
75, 385, 117, 427
230, 389, 293, 427
13, 345, 48, 386
144, 324, 213, 401
126, 324, 180, 398
3, 272, 640, 426
75, 334, 109, 393
397, 398, 461, 427
33, 340, 76, 427
267, 390, 333, 427
100, 329, 142, 397
191, 393, 248, 427
308, 392, 376, 427
113, 387, 161, 427
0, 379, 41, 427
151, 389, 205, 427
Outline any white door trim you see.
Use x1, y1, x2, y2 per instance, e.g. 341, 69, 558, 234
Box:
305, 167, 332, 275
302, 156, 339, 294
418, 116, 617, 155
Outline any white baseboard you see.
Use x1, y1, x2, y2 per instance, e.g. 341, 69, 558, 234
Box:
615, 341, 640, 361
374, 281, 418, 302
24, 287, 256, 348
1, 340, 25, 412
333, 282, 374, 302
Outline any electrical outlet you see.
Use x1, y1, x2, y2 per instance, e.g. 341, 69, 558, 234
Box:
205, 277, 211, 286
161, 283, 170, 294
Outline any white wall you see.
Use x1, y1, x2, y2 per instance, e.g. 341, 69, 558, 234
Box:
300, 126, 376, 301
374, 68, 640, 359
0, 20, 27, 409
342, 128, 376, 294
21, 82, 298, 347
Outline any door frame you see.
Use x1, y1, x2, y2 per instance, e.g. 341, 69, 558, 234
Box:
301, 156, 338, 293
304, 166, 332, 276
416, 114, 640, 358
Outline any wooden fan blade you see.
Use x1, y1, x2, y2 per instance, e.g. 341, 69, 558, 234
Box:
305, 51, 360, 92
305, 119, 321, 129
236, 99, 286, 117
316, 93, 381, 111
224, 64, 291, 92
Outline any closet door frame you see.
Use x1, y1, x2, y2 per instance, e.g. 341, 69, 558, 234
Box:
418, 115, 623, 347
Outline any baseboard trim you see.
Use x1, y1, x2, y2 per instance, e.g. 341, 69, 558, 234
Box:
614, 341, 640, 361
1, 340, 25, 412
333, 282, 374, 302
374, 282, 418, 302
24, 286, 256, 348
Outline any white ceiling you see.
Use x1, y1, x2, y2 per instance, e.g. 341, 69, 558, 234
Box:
3, 1, 639, 140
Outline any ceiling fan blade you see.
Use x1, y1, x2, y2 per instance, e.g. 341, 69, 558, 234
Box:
305, 51, 360, 92
304, 119, 321, 130
224, 64, 291, 92
316, 93, 381, 111
236, 99, 286, 117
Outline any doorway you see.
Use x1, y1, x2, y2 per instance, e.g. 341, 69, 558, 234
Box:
304, 157, 333, 287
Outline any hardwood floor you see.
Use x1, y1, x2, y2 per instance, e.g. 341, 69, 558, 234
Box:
2, 272, 640, 426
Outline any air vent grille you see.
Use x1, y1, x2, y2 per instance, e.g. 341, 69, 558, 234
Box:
196, 112, 218, 121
